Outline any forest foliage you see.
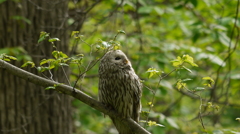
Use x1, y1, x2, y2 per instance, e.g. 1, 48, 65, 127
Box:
1, 0, 240, 134
67, 0, 239, 133
69, 0, 239, 133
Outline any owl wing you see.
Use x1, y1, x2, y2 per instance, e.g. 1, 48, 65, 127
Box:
132, 76, 142, 122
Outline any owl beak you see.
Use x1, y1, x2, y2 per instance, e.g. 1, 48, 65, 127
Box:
123, 59, 128, 64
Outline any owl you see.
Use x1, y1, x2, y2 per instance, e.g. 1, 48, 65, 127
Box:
98, 50, 142, 134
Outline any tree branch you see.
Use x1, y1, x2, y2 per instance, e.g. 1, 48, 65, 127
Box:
0, 59, 150, 134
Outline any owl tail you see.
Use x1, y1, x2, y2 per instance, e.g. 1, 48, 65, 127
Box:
110, 117, 134, 134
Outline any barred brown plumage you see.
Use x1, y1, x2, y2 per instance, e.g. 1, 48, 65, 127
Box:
98, 50, 142, 134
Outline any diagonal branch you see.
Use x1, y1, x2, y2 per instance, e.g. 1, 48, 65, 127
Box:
0, 59, 150, 134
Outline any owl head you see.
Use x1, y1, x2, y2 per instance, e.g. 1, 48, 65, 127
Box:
100, 50, 132, 72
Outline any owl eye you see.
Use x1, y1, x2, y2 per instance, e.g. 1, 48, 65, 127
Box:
115, 57, 121, 60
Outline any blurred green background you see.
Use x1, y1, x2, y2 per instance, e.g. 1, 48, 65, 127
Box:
69, 0, 240, 133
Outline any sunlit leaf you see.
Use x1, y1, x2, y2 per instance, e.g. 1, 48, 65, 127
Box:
40, 59, 55, 65
146, 67, 160, 78
76, 54, 84, 57
207, 102, 213, 108
182, 55, 198, 67
147, 102, 154, 107
71, 31, 80, 37
21, 61, 35, 68
176, 80, 186, 90
59, 51, 68, 58
6, 55, 17, 61
52, 51, 59, 59
171, 56, 183, 67
202, 76, 215, 87
52, 51, 68, 59
48, 38, 60, 42
147, 120, 157, 126
0, 54, 17, 61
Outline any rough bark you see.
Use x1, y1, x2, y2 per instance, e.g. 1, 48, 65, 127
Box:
0, 0, 71, 134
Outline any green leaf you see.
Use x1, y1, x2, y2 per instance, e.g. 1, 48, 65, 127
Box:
190, 0, 198, 7
147, 120, 156, 126
171, 56, 183, 67
193, 87, 205, 91
37, 66, 49, 72
76, 54, 84, 57
156, 123, 165, 127
40, 59, 55, 65
11, 16, 31, 24
48, 38, 60, 42
230, 74, 240, 79
160, 80, 173, 90
59, 63, 69, 66
117, 30, 126, 34
147, 120, 165, 127
45, 83, 62, 90
71, 31, 80, 37
6, 55, 17, 61
21, 61, 35, 68
182, 55, 198, 67
218, 32, 232, 48
138, 6, 153, 14
176, 79, 186, 90
166, 118, 179, 129
52, 51, 59, 59
140, 112, 149, 118
59, 51, 68, 58
38, 31, 49, 43
147, 102, 154, 107
182, 78, 192, 82
154, 7, 164, 15
182, 66, 193, 73
48, 62, 56, 69
96, 45, 101, 49
101, 41, 111, 48
146, 67, 160, 78
202, 76, 215, 87
196, 53, 226, 66
51, 51, 68, 59
0, 54, 17, 61
45, 86, 55, 90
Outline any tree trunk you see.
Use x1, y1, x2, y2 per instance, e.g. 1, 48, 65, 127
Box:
0, 0, 72, 134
